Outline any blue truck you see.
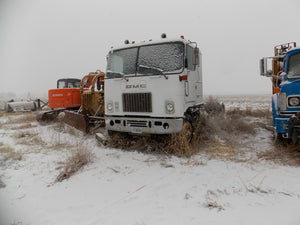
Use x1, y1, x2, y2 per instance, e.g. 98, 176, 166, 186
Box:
260, 42, 300, 143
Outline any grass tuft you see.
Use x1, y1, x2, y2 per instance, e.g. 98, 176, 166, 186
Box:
0, 144, 22, 162
56, 145, 93, 182
227, 107, 271, 118
106, 132, 193, 157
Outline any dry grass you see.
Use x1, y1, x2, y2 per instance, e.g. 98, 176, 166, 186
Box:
56, 145, 93, 182
9, 123, 37, 130
203, 200, 224, 211
0, 143, 22, 162
257, 142, 300, 166
15, 132, 46, 146
49, 133, 70, 149
227, 107, 271, 118
0, 111, 6, 117
106, 132, 193, 157
11, 130, 38, 139
192, 98, 257, 148
165, 132, 192, 157
0, 177, 5, 188
0, 112, 38, 130
204, 96, 225, 116
5, 112, 37, 124
104, 98, 269, 158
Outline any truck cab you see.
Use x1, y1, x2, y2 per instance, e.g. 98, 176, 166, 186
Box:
48, 78, 82, 109
260, 42, 300, 143
104, 34, 203, 135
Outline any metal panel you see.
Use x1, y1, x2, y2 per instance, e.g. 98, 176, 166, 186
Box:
127, 120, 148, 127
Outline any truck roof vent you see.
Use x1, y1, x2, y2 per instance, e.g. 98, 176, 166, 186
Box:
161, 33, 167, 38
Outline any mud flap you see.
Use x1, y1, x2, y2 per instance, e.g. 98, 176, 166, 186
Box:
64, 110, 90, 133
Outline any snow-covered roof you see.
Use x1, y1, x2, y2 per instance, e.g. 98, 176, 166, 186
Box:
109, 36, 195, 52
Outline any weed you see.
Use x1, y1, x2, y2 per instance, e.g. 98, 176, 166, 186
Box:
164, 132, 192, 157
12, 130, 37, 139
227, 107, 271, 118
0, 145, 22, 162
203, 200, 224, 211
6, 112, 37, 124
204, 96, 225, 116
0, 177, 5, 188
106, 132, 194, 157
16, 133, 45, 146
257, 142, 300, 166
56, 145, 93, 182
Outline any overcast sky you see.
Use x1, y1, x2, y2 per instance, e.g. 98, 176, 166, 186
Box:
0, 0, 300, 98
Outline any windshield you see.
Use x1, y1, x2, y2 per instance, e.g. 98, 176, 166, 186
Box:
57, 79, 81, 88
287, 52, 300, 78
106, 42, 184, 78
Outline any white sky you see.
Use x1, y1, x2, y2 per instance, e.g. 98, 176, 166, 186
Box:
0, 0, 300, 97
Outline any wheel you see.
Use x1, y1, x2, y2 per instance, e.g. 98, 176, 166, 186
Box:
291, 129, 298, 145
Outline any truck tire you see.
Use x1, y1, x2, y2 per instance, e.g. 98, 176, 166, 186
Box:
291, 129, 298, 145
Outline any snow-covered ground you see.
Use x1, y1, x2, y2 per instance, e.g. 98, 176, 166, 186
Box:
1, 95, 300, 225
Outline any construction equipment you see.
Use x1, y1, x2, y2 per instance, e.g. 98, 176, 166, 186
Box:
64, 71, 105, 133
36, 78, 90, 121
260, 42, 300, 143
104, 34, 203, 139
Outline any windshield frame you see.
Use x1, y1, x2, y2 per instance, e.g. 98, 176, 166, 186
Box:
106, 41, 185, 79
286, 51, 300, 79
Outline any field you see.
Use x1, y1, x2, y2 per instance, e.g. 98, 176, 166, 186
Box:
0, 95, 300, 225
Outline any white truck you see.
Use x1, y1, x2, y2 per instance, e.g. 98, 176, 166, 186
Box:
104, 34, 203, 137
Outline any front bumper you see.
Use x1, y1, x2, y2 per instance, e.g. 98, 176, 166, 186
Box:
105, 116, 183, 134
274, 113, 300, 139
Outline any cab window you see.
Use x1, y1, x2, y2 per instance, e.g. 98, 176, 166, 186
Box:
186, 45, 196, 71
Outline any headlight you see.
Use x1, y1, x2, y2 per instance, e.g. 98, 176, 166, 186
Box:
288, 97, 300, 107
165, 101, 175, 114
166, 103, 174, 112
107, 102, 113, 111
279, 92, 287, 111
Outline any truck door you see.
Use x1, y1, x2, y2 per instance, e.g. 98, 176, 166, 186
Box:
184, 45, 200, 104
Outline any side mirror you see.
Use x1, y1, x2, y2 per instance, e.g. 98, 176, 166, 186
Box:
193, 47, 199, 66
260, 58, 267, 76
260, 57, 273, 77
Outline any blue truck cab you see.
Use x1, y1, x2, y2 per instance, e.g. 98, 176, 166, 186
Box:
260, 42, 300, 143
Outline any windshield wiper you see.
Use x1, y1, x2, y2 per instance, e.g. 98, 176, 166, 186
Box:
107, 70, 129, 81
138, 65, 168, 80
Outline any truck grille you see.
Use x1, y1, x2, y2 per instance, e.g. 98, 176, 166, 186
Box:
122, 93, 152, 112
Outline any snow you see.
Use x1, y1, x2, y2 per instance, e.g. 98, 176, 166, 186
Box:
1, 95, 300, 225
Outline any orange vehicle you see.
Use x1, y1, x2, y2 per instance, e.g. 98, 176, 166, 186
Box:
48, 78, 82, 109
37, 77, 93, 121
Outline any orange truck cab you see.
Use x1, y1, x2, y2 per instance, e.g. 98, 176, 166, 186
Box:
48, 78, 82, 109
